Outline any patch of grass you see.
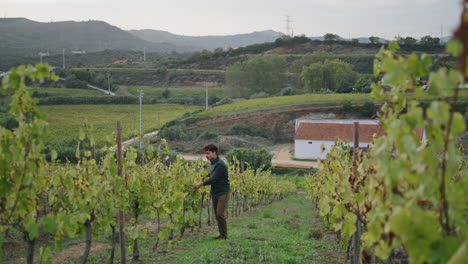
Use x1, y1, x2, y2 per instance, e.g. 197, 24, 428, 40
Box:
128, 194, 346, 264
262, 210, 273, 219
29, 87, 104, 96
307, 227, 324, 240
40, 104, 202, 145
246, 223, 258, 229
292, 157, 317, 162
197, 90, 468, 117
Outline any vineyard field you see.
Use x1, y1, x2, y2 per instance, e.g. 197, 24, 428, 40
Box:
39, 104, 202, 145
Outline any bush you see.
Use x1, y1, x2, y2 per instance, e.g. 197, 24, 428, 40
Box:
225, 148, 273, 171
250, 92, 269, 99
64, 74, 88, 89
279, 87, 294, 96
358, 102, 376, 118
160, 123, 191, 141
162, 88, 171, 98
271, 167, 317, 176
353, 76, 373, 93
214, 97, 233, 106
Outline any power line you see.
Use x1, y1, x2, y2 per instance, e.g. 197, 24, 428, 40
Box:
137, 89, 144, 149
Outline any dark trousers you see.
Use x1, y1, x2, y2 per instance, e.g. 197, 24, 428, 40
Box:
212, 192, 230, 238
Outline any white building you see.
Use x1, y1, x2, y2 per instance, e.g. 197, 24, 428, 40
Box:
294, 119, 385, 160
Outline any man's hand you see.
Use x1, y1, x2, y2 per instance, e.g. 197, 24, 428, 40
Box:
194, 182, 204, 189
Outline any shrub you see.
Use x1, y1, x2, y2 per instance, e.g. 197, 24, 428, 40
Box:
280, 87, 294, 96
225, 148, 273, 171
160, 123, 191, 140
250, 92, 269, 99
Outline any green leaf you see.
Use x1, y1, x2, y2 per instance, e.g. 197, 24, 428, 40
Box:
25, 222, 40, 240
341, 212, 357, 236
50, 149, 58, 161
158, 229, 169, 240
448, 241, 468, 264
451, 113, 466, 135
446, 39, 462, 57
430, 236, 460, 264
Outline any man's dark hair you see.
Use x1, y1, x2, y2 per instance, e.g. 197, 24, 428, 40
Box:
203, 144, 218, 153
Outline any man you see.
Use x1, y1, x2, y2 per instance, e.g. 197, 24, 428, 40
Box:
195, 144, 230, 239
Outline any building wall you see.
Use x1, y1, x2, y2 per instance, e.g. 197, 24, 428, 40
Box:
294, 140, 372, 160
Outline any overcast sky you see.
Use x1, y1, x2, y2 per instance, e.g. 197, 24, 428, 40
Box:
0, 0, 461, 39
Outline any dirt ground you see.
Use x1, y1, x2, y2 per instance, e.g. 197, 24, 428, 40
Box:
270, 143, 318, 169
182, 144, 318, 169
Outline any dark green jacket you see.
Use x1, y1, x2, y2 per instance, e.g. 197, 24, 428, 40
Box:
203, 157, 230, 198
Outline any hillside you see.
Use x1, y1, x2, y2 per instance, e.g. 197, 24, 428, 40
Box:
129, 29, 284, 50
0, 18, 194, 57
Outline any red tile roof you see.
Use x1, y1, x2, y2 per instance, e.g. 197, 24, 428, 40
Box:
294, 122, 384, 142
294, 122, 425, 142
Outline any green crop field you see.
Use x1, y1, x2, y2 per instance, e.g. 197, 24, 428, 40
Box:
198, 90, 468, 117
30, 87, 105, 96
74, 68, 225, 73
40, 104, 202, 145
198, 93, 373, 116
126, 85, 226, 97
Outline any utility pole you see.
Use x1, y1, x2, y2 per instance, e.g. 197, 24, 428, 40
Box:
137, 89, 144, 149
441, 24, 444, 40
158, 112, 161, 130
106, 72, 111, 95
284, 15, 293, 37
39, 54, 43, 64
205, 82, 208, 110
62, 48, 65, 68
143, 46, 146, 62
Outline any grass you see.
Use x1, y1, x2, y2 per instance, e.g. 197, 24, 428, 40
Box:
122, 194, 343, 264
39, 104, 202, 145
292, 158, 318, 162
126, 85, 226, 97
3, 194, 344, 264
29, 87, 105, 96
198, 93, 373, 116
197, 90, 468, 117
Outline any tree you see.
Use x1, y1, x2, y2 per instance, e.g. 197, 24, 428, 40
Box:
225, 55, 287, 97
301, 59, 358, 93
352, 76, 372, 93
323, 33, 340, 41
369, 36, 380, 44
420, 35, 441, 47
162, 88, 171, 98
398, 36, 417, 46
290, 51, 333, 73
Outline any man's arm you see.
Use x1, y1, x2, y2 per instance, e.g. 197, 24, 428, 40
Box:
202, 164, 224, 186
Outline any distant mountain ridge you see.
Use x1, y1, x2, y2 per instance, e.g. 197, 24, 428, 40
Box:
128, 29, 284, 50
0, 18, 193, 57
0, 17, 284, 58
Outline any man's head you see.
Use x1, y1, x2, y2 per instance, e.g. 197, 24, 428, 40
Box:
204, 144, 218, 161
